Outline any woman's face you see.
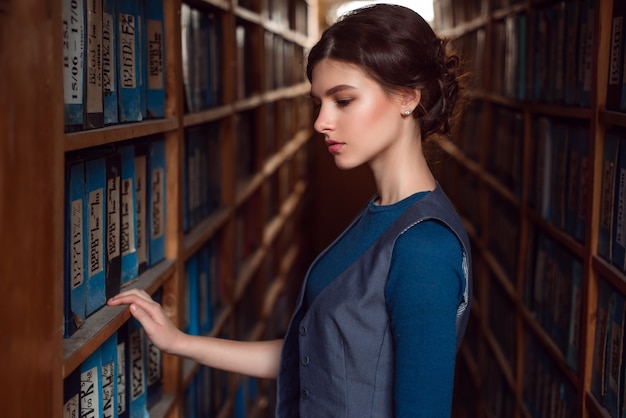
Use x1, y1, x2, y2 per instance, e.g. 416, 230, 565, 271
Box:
310, 59, 413, 171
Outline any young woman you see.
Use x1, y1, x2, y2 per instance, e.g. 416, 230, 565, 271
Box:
108, 4, 472, 417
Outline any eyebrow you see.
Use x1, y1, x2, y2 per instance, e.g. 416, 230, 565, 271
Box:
310, 84, 357, 99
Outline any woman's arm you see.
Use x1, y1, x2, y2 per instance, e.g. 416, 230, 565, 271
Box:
107, 289, 283, 379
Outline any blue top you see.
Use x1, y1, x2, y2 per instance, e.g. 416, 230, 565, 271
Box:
304, 191, 465, 417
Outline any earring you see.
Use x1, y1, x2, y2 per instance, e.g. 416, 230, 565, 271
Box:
403, 110, 412, 116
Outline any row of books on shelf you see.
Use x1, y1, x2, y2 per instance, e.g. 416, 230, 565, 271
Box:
599, 128, 626, 273
523, 228, 582, 374
490, 0, 594, 107
184, 122, 222, 232
529, 116, 590, 243
523, 329, 578, 417
63, 0, 166, 132
486, 105, 523, 198
64, 135, 166, 337
64, 316, 162, 417
486, 191, 519, 282
607, 0, 626, 113
592, 276, 626, 418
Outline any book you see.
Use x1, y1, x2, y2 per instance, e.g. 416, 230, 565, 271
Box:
100, 334, 118, 418
105, 151, 122, 300
120, 145, 139, 285
80, 348, 102, 417
117, 322, 130, 418
148, 137, 166, 266
62, 0, 85, 132
607, 0, 625, 111
102, 0, 118, 125
185, 252, 200, 336
85, 156, 106, 316
577, 0, 594, 108
605, 288, 625, 417
85, 0, 104, 129
144, 0, 165, 118
566, 258, 582, 372
129, 318, 148, 417
592, 277, 612, 404
147, 288, 163, 407
134, 141, 149, 274
117, 0, 143, 122
63, 367, 81, 417
612, 134, 626, 271
65, 159, 87, 336
598, 130, 621, 263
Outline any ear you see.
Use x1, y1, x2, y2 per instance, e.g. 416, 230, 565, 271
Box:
397, 88, 421, 112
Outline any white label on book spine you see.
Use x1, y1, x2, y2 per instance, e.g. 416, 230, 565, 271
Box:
63, 393, 78, 418
121, 178, 136, 255
119, 13, 137, 89
117, 341, 127, 415
609, 16, 623, 86
71, 199, 84, 289
89, 189, 104, 277
80, 366, 99, 418
102, 12, 116, 95
130, 328, 145, 401
62, 0, 84, 104
147, 19, 164, 90
147, 341, 161, 385
86, 0, 103, 112
102, 360, 115, 417
107, 174, 120, 259
617, 168, 626, 248
135, 155, 147, 266
151, 168, 164, 239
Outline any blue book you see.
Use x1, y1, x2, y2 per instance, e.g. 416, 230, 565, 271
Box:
607, 0, 625, 111
85, 157, 107, 316
185, 253, 200, 335
147, 288, 163, 408
566, 258, 582, 373
84, 0, 104, 129
144, 0, 165, 118
117, 322, 130, 418
65, 160, 87, 336
62, 0, 85, 132
598, 131, 621, 263
148, 137, 166, 266
577, 0, 594, 108
605, 288, 625, 417
183, 373, 198, 418
106, 152, 122, 300
103, 0, 118, 125
129, 319, 149, 418
563, 1, 581, 106
134, 142, 149, 274
64, 367, 81, 417
120, 145, 139, 285
199, 243, 212, 334
117, 0, 143, 122
80, 348, 102, 417
137, 0, 147, 120
612, 135, 626, 271
575, 124, 590, 243
101, 334, 118, 418
592, 278, 612, 405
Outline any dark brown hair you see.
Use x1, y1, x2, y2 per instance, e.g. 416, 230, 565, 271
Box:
307, 4, 463, 140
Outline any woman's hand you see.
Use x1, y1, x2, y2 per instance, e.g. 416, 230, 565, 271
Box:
107, 288, 184, 355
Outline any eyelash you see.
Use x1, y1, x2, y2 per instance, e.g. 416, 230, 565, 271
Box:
311, 98, 352, 110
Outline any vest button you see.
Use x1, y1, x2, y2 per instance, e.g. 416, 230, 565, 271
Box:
301, 389, 310, 399
299, 325, 307, 336
301, 355, 310, 365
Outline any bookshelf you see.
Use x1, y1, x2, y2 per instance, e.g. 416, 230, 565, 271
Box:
431, 0, 626, 417
0, 0, 318, 417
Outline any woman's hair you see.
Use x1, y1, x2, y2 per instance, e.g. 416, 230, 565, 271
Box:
307, 4, 464, 140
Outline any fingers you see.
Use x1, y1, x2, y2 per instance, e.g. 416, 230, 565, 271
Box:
107, 288, 153, 306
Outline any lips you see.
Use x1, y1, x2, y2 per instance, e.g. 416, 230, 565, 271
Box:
326, 139, 345, 154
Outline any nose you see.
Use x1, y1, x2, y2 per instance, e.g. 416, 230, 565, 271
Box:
313, 104, 333, 134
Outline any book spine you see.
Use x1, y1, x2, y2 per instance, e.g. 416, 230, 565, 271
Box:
117, 0, 143, 122
66, 160, 87, 336
85, 157, 106, 316
116, 322, 130, 418
105, 152, 122, 300
148, 137, 166, 266
129, 319, 148, 417
607, 0, 625, 111
63, 367, 82, 417
100, 333, 118, 418
102, 0, 118, 125
85, 0, 104, 129
120, 145, 139, 284
604, 289, 625, 417
62, 0, 85, 132
147, 288, 163, 407
185, 253, 199, 335
612, 135, 626, 271
134, 142, 149, 274
80, 348, 102, 417
598, 131, 620, 262
144, 0, 165, 118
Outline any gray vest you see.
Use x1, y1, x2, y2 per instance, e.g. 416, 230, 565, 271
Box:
276, 185, 472, 417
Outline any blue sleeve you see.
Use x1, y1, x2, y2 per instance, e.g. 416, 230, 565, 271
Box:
385, 219, 464, 418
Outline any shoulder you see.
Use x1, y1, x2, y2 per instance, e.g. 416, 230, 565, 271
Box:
394, 218, 462, 262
